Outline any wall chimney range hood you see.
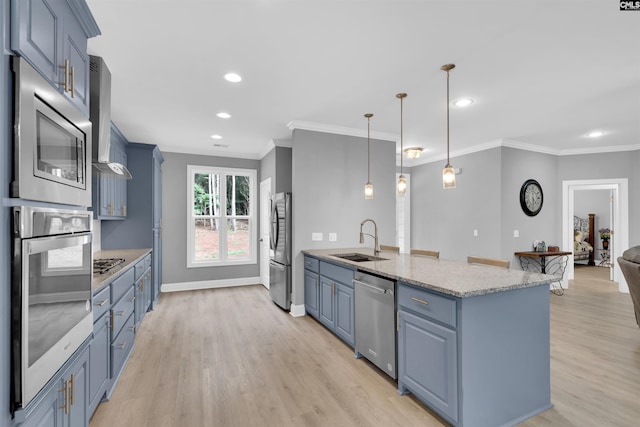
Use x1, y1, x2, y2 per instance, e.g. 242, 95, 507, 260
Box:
89, 55, 132, 179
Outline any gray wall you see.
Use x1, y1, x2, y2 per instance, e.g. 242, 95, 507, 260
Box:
161, 152, 261, 284
411, 148, 504, 261
259, 146, 292, 195
558, 151, 639, 246
291, 129, 396, 306
410, 146, 639, 269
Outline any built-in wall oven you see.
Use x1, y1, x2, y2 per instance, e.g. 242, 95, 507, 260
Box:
11, 207, 93, 411
11, 56, 92, 206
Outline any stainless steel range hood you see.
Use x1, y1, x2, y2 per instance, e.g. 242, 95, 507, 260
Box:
89, 55, 132, 179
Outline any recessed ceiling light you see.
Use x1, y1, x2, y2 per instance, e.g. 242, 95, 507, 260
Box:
211, 134, 222, 139
453, 98, 474, 107
224, 73, 242, 83
587, 131, 604, 138
216, 112, 231, 119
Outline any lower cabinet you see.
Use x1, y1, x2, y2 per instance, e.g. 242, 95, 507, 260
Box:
88, 313, 110, 417
20, 344, 90, 427
397, 282, 458, 424
304, 256, 355, 348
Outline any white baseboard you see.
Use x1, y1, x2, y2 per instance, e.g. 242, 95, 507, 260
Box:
290, 303, 305, 317
161, 276, 261, 293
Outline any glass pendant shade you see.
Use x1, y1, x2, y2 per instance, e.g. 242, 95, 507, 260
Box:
364, 182, 374, 199
398, 174, 407, 195
442, 165, 456, 189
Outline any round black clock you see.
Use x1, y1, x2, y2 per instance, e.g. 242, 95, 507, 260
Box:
520, 179, 543, 216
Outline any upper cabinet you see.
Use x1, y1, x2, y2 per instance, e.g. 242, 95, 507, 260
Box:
92, 124, 128, 220
11, 0, 101, 116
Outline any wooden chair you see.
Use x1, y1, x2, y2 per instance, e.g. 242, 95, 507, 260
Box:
410, 249, 440, 259
467, 256, 510, 269
379, 245, 400, 253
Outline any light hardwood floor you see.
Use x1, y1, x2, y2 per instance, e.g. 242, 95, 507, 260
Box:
90, 266, 640, 427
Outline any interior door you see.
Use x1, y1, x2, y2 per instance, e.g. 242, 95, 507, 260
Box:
260, 179, 271, 289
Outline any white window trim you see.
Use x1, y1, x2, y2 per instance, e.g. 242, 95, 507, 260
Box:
187, 165, 257, 268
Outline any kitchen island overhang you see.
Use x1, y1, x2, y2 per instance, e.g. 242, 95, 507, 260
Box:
303, 248, 553, 427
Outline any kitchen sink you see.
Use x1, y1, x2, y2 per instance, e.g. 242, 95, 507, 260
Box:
332, 253, 388, 262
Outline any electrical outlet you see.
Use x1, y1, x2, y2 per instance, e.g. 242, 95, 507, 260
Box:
473, 229, 478, 237
513, 229, 520, 238
312, 232, 323, 241
329, 233, 337, 242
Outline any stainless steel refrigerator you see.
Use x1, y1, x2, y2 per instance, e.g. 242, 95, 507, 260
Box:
269, 192, 292, 310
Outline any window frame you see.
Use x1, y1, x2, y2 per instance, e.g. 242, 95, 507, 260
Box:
187, 165, 257, 268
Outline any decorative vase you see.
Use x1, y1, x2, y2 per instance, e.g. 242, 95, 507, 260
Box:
602, 239, 609, 250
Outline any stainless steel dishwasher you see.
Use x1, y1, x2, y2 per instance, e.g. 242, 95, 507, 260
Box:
353, 271, 396, 379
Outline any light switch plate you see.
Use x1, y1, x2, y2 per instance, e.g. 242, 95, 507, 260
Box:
473, 229, 478, 237
513, 229, 520, 238
329, 233, 337, 242
312, 232, 323, 241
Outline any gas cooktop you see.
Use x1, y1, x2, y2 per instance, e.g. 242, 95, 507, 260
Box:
93, 257, 125, 274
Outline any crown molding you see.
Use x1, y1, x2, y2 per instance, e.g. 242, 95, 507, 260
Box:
68, 0, 101, 37
556, 143, 640, 156
287, 120, 398, 142
160, 144, 260, 160
258, 139, 293, 160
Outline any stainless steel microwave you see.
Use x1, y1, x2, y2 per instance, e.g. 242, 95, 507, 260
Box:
11, 57, 92, 206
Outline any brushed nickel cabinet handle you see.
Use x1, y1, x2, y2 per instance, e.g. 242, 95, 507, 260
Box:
58, 59, 70, 93
69, 65, 75, 98
411, 297, 429, 306
117, 310, 126, 317
109, 203, 114, 216
58, 380, 70, 414
130, 296, 136, 302
69, 374, 75, 405
97, 299, 108, 307
118, 342, 127, 350
122, 205, 127, 216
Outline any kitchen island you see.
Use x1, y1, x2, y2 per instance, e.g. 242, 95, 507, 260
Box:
303, 248, 553, 427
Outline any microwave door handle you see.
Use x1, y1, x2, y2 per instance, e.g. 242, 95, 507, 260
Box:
26, 233, 92, 254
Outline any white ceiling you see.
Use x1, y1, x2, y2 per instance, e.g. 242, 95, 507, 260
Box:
86, 0, 640, 164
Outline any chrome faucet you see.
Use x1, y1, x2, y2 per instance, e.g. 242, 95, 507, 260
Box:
360, 219, 380, 255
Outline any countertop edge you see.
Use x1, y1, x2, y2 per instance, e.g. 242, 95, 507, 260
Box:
93, 248, 152, 292
302, 249, 552, 298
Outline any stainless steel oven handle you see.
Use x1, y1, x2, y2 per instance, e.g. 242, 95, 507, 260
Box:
26, 232, 92, 254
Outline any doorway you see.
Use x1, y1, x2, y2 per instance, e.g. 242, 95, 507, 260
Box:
260, 178, 272, 289
562, 179, 629, 293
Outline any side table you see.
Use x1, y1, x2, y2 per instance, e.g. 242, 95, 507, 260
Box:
514, 251, 572, 295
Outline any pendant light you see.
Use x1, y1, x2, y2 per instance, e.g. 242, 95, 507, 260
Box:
364, 113, 374, 199
397, 93, 407, 196
441, 63, 456, 189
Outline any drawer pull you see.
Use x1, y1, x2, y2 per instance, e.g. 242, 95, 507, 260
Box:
96, 299, 109, 307
117, 342, 127, 350
411, 297, 429, 306
117, 310, 126, 317
130, 296, 136, 302
128, 326, 135, 332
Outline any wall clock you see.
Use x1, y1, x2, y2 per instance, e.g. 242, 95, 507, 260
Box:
520, 179, 543, 216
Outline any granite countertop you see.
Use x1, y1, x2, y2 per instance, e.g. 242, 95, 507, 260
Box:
93, 248, 152, 292
303, 248, 554, 298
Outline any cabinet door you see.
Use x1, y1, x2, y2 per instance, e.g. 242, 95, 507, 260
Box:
11, 0, 63, 85
319, 277, 335, 329
54, 346, 89, 427
19, 386, 58, 427
334, 282, 354, 347
134, 275, 144, 329
144, 269, 152, 315
304, 270, 319, 318
89, 314, 110, 416
152, 230, 162, 309
398, 310, 458, 422
59, 0, 89, 114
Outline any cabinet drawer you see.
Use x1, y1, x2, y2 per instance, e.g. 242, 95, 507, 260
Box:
398, 284, 456, 328
320, 261, 354, 286
304, 256, 319, 273
111, 313, 135, 378
111, 287, 135, 337
111, 268, 135, 303
134, 258, 146, 281
145, 253, 152, 270
93, 286, 111, 321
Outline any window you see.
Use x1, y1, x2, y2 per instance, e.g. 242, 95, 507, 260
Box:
187, 165, 257, 267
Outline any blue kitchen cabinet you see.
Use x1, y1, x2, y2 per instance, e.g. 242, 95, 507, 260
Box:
303, 256, 320, 318
88, 312, 110, 417
107, 268, 136, 396
19, 343, 90, 427
101, 143, 164, 309
93, 124, 128, 220
10, 0, 100, 116
316, 260, 355, 347
134, 253, 152, 329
